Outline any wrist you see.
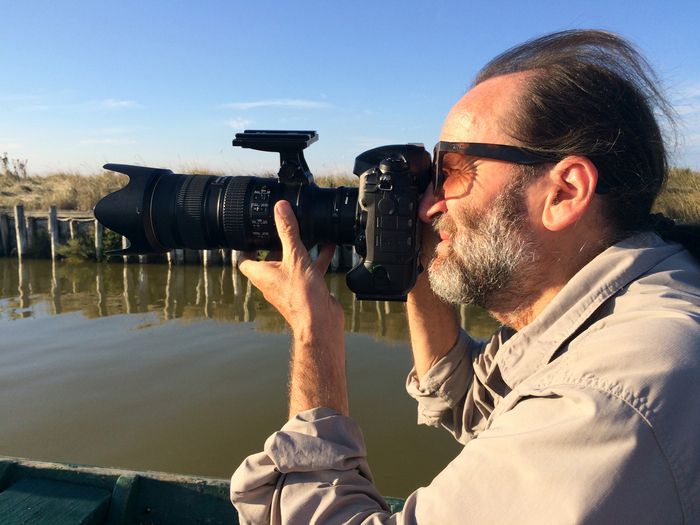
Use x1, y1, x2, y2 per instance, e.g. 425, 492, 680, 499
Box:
290, 306, 345, 345
289, 325, 348, 418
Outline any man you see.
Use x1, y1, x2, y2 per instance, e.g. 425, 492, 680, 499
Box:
230, 30, 700, 523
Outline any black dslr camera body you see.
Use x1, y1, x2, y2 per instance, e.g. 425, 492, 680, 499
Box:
94, 130, 431, 301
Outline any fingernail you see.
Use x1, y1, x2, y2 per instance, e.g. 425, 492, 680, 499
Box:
276, 201, 291, 221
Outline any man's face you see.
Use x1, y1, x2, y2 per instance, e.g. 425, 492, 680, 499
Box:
428, 174, 540, 309
426, 73, 543, 309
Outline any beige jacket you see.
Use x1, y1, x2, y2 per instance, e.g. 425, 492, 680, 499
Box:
231, 233, 700, 524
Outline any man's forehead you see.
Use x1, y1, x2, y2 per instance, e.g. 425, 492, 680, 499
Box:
439, 73, 528, 143
440, 109, 489, 142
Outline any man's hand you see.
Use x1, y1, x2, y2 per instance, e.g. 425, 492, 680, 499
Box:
238, 200, 348, 418
407, 186, 460, 379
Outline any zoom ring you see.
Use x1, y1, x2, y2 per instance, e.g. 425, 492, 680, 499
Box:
223, 177, 253, 249
176, 175, 210, 249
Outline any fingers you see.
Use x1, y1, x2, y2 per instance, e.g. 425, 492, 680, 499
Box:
274, 201, 308, 265
237, 253, 273, 286
236, 250, 256, 275
314, 243, 336, 274
238, 201, 309, 288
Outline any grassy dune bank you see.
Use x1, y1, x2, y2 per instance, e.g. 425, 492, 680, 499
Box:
0, 164, 359, 211
1, 156, 698, 222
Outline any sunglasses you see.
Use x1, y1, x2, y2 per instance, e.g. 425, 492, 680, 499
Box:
433, 141, 561, 196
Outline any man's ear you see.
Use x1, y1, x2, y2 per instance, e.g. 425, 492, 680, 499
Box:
541, 156, 598, 232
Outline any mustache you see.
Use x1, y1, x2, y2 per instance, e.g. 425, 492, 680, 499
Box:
433, 213, 457, 236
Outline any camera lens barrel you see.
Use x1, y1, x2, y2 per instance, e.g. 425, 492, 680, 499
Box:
113, 170, 359, 253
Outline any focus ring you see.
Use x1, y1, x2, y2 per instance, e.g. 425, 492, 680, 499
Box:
223, 176, 253, 249
176, 175, 210, 249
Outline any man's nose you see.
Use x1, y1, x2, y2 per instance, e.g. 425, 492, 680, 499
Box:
418, 184, 447, 222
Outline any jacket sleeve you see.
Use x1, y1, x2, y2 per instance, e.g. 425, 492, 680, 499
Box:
230, 407, 397, 525
405, 330, 493, 444
231, 387, 682, 525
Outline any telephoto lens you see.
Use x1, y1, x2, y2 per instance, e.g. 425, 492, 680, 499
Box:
93, 165, 358, 254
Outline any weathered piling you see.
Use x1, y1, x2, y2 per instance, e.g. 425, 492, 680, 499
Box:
121, 237, 128, 263
94, 220, 103, 262
14, 205, 28, 259
0, 206, 359, 273
69, 219, 77, 241
0, 214, 9, 256
203, 249, 218, 266
167, 249, 185, 265
49, 207, 59, 260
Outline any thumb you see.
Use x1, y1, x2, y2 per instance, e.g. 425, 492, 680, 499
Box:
274, 201, 305, 260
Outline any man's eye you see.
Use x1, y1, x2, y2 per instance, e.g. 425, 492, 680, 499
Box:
442, 167, 474, 197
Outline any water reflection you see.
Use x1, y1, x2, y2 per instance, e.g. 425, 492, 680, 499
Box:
0, 259, 500, 339
0, 258, 501, 496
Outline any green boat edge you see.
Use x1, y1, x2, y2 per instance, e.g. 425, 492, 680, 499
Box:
0, 456, 405, 524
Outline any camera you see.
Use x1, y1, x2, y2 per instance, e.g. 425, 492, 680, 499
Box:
94, 130, 431, 301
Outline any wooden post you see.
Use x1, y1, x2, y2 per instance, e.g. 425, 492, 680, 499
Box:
50, 260, 61, 315
243, 279, 254, 322
219, 265, 226, 297
69, 219, 77, 241
164, 264, 173, 320
137, 265, 148, 312
202, 265, 211, 318
221, 249, 230, 266
331, 246, 340, 272
232, 266, 242, 296
202, 249, 213, 266
0, 213, 10, 256
122, 236, 129, 264
95, 266, 106, 317
18, 258, 30, 309
14, 204, 28, 259
123, 266, 132, 314
49, 207, 59, 261
169, 249, 184, 265
376, 300, 386, 337
352, 247, 362, 267
195, 269, 204, 305
94, 220, 103, 262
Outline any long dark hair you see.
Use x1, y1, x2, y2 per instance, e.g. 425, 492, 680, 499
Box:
476, 30, 698, 259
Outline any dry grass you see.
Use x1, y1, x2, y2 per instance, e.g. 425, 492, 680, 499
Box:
0, 167, 359, 211
315, 174, 358, 188
0, 171, 128, 211
1, 165, 697, 223
653, 167, 700, 223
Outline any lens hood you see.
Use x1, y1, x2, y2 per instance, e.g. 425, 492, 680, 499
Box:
94, 164, 170, 255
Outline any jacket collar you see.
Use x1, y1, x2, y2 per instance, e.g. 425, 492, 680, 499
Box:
496, 233, 684, 389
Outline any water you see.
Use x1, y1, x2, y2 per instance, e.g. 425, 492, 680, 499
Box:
0, 258, 499, 497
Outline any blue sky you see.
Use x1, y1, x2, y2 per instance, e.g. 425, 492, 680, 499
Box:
1, 0, 699, 176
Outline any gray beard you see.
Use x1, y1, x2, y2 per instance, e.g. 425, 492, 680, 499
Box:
427, 185, 539, 311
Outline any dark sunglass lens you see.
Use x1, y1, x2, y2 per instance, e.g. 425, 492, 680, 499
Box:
433, 150, 444, 195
